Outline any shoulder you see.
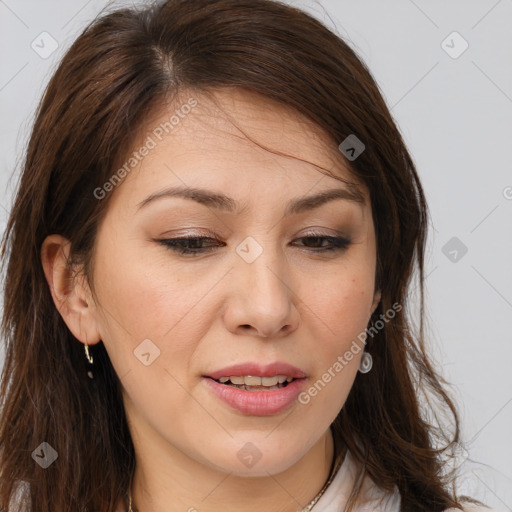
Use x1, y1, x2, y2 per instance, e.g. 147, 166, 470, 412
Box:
352, 458, 499, 512
315, 449, 500, 512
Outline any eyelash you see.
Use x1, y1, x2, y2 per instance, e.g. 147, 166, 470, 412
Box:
155, 234, 351, 256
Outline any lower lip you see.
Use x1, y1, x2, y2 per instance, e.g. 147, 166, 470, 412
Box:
203, 377, 307, 416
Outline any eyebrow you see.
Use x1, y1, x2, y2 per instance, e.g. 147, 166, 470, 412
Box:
135, 184, 365, 216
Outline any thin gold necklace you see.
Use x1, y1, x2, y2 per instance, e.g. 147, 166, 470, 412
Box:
127, 444, 346, 512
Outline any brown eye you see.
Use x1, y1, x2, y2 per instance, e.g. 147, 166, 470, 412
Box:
157, 236, 223, 256
294, 235, 351, 252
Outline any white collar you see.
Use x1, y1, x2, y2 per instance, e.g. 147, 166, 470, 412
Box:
312, 449, 401, 511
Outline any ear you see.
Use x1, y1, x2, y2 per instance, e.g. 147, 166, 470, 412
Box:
371, 288, 381, 315
41, 234, 101, 346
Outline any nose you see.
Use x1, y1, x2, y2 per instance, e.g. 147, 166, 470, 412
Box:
222, 240, 301, 339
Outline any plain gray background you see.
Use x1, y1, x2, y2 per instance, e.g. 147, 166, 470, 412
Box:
0, 0, 511, 509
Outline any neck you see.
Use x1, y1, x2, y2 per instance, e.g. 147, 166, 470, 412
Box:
129, 428, 339, 512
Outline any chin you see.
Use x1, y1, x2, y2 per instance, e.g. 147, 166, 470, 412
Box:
202, 443, 305, 478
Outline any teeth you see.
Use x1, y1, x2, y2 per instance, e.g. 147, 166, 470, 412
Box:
218, 375, 294, 386
244, 376, 262, 386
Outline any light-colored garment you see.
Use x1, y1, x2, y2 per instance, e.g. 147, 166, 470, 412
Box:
4, 451, 500, 511
314, 449, 497, 511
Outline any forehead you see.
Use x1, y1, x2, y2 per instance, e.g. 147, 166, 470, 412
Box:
109, 88, 370, 211
161, 88, 350, 173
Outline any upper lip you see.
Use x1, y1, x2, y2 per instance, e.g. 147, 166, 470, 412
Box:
204, 362, 307, 380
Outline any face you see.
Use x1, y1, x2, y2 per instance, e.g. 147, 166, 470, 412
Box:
85, 88, 380, 477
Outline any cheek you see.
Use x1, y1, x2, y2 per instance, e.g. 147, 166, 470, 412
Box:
303, 268, 374, 395
311, 269, 375, 339
297, 279, 372, 419
93, 246, 206, 416
94, 236, 185, 336
92, 237, 219, 380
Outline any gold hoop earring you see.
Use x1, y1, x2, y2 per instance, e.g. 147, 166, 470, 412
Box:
84, 343, 93, 364
84, 344, 94, 379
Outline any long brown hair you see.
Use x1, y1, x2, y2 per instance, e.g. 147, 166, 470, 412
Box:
0, 0, 481, 510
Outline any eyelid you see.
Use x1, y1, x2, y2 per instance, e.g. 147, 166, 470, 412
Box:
154, 231, 353, 257
158, 228, 221, 238
159, 225, 351, 238
299, 227, 351, 238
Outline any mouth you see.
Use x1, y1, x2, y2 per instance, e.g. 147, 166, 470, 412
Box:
203, 374, 307, 416
208, 375, 297, 391
203, 362, 308, 415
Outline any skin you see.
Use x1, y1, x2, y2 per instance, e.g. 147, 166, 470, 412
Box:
42, 88, 381, 512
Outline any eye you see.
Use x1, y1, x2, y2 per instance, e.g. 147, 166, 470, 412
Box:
155, 233, 352, 256
156, 236, 223, 256
294, 234, 351, 252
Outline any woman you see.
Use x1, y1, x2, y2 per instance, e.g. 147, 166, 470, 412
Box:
0, 0, 496, 511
